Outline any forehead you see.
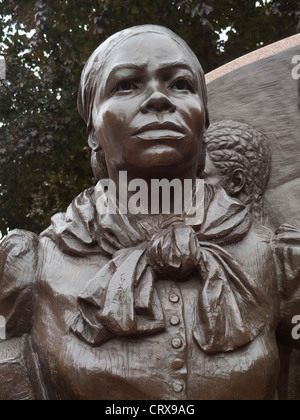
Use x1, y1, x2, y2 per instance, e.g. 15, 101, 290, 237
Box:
103, 32, 196, 72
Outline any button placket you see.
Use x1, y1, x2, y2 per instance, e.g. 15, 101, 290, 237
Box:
169, 293, 180, 303
173, 381, 184, 393
172, 359, 184, 370
170, 315, 180, 326
157, 282, 188, 398
172, 337, 183, 349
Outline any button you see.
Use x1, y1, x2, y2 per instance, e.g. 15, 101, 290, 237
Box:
169, 294, 180, 303
172, 337, 182, 349
172, 359, 184, 370
173, 381, 184, 393
170, 316, 180, 326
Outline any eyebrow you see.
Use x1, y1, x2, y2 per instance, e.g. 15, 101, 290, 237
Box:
106, 63, 147, 85
157, 60, 196, 75
106, 60, 197, 84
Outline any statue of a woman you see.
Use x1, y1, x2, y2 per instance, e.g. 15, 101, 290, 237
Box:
0, 25, 299, 400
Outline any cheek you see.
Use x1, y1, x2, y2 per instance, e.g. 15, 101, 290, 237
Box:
192, 103, 206, 134
182, 98, 205, 136
93, 103, 126, 147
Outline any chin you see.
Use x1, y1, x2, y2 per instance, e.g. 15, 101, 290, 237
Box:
128, 165, 182, 179
126, 159, 194, 179
138, 146, 184, 167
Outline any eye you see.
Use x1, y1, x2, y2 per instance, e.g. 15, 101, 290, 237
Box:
115, 80, 138, 92
171, 78, 194, 92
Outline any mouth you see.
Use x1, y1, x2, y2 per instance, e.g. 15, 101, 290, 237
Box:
132, 122, 187, 141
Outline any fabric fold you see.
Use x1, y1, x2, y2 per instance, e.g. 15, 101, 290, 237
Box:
100, 250, 144, 335
193, 242, 270, 354
42, 180, 270, 354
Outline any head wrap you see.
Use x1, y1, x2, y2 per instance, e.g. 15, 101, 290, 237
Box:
78, 25, 210, 135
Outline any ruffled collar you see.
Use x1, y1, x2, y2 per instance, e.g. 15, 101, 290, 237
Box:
42, 181, 270, 354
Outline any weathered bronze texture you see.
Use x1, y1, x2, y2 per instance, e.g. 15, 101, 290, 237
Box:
0, 25, 300, 400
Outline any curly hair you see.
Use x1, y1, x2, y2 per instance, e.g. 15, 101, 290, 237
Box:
205, 120, 271, 216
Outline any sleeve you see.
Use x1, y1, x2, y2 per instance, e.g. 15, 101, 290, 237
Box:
0, 230, 45, 400
273, 224, 300, 349
0, 229, 38, 339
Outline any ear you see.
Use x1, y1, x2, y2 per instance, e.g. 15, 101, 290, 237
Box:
227, 169, 246, 196
88, 131, 102, 152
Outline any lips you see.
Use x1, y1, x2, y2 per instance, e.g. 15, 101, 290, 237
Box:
132, 122, 186, 141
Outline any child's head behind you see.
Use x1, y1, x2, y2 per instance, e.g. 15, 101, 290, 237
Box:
204, 120, 271, 217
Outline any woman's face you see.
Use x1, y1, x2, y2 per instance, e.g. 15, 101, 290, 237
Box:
92, 32, 206, 179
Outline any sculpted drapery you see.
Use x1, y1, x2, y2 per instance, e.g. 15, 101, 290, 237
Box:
42, 181, 269, 354
1, 25, 300, 400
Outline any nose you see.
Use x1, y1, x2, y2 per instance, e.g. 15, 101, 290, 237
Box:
140, 91, 176, 114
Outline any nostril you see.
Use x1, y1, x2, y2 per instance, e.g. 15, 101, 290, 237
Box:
141, 92, 176, 113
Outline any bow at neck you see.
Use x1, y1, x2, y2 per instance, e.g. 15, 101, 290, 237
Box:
42, 181, 270, 354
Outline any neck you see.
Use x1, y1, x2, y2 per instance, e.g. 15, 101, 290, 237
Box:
106, 165, 199, 217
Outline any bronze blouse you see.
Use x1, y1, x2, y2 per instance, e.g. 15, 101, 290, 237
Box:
0, 184, 299, 400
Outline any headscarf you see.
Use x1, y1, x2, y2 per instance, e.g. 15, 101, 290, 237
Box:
78, 25, 210, 135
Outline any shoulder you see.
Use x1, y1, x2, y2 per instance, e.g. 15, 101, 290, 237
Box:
1, 229, 38, 261
0, 229, 39, 339
272, 224, 300, 287
272, 225, 300, 348
0, 229, 39, 285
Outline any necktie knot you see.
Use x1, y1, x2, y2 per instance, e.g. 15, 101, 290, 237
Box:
147, 223, 200, 282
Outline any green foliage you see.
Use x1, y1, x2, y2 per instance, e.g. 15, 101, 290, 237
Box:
0, 0, 299, 236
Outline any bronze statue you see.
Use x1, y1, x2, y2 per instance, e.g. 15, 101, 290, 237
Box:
0, 25, 300, 400
205, 120, 272, 223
